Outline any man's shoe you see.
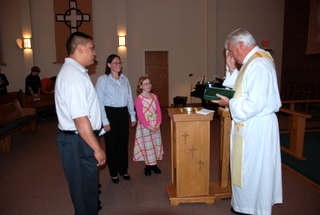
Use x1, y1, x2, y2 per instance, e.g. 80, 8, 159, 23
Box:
151, 165, 161, 174
144, 165, 152, 176
98, 200, 102, 211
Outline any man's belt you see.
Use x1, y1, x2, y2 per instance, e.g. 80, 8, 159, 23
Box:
59, 129, 99, 135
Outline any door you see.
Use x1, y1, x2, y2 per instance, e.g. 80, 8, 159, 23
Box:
145, 51, 169, 107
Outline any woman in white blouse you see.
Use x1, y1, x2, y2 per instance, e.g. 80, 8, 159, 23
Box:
95, 54, 136, 184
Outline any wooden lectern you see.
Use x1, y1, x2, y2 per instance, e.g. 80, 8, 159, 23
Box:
209, 107, 232, 199
166, 107, 215, 205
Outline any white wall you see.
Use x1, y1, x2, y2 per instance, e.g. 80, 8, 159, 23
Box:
216, 0, 284, 89
126, 0, 209, 103
0, 0, 284, 105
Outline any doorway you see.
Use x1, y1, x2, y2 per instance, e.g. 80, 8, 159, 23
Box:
145, 51, 169, 107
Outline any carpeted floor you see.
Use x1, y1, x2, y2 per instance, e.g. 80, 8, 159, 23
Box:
280, 132, 320, 185
0, 109, 319, 215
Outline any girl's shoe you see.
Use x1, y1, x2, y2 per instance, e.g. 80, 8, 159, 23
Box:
144, 165, 152, 176
151, 165, 161, 174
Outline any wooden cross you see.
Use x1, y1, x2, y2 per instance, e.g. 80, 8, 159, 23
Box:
181, 132, 189, 144
197, 160, 204, 171
189, 146, 197, 158
56, 0, 91, 34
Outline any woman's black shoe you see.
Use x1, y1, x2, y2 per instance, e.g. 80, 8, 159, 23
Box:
122, 174, 131, 180
151, 165, 161, 174
111, 177, 119, 184
144, 165, 152, 176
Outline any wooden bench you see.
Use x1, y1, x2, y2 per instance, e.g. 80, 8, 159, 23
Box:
0, 90, 23, 106
0, 99, 38, 152
279, 107, 314, 160
20, 90, 55, 112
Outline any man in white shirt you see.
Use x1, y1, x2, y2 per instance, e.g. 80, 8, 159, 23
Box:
55, 32, 106, 215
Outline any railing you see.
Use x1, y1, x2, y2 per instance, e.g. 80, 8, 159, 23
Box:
279, 99, 320, 160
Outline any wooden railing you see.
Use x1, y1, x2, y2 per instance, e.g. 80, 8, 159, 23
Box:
282, 99, 320, 113
215, 100, 319, 160
279, 108, 311, 160
279, 99, 320, 160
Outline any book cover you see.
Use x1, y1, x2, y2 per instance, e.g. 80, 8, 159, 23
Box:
203, 87, 235, 100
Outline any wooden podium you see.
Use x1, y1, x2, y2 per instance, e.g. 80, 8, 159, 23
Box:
166, 107, 215, 205
209, 107, 232, 200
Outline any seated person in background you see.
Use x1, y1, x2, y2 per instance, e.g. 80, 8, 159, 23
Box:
25, 66, 41, 100
0, 68, 9, 95
41, 76, 56, 94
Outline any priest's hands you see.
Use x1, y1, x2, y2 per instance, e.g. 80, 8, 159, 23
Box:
211, 94, 229, 106
226, 53, 237, 72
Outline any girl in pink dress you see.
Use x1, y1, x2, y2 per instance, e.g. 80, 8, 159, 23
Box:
133, 77, 164, 176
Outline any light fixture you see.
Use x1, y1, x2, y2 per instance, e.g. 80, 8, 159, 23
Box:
23, 38, 32, 49
118, 36, 126, 47
15, 38, 32, 49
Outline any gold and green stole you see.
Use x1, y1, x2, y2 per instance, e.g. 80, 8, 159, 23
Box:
231, 51, 274, 188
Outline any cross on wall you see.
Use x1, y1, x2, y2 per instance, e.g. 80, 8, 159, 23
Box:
56, 0, 90, 34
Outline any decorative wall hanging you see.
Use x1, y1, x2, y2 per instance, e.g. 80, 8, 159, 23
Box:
53, 0, 93, 63
306, 0, 320, 54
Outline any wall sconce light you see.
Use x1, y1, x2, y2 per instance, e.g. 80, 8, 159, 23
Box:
118, 36, 126, 47
23, 38, 32, 49
16, 38, 32, 49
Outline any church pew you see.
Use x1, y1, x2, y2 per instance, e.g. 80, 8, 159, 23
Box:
0, 90, 23, 105
20, 90, 55, 112
0, 99, 38, 151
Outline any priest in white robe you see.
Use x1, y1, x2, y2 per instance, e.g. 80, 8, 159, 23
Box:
212, 28, 283, 215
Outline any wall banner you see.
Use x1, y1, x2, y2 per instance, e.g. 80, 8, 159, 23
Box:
54, 0, 93, 63
306, 0, 320, 54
